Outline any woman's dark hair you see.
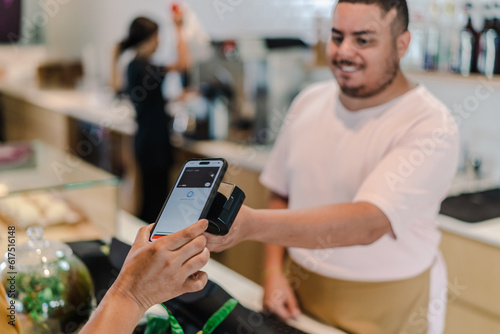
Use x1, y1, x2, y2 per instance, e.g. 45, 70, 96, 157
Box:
118, 17, 159, 54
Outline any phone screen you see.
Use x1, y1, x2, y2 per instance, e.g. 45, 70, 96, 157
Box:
150, 159, 225, 240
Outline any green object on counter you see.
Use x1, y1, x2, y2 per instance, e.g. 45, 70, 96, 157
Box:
145, 314, 171, 334
165, 308, 185, 334
155, 297, 239, 334
158, 304, 184, 334
201, 298, 238, 334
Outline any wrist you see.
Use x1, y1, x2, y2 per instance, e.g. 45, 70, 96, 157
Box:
243, 206, 260, 241
82, 284, 146, 333
261, 266, 284, 281
108, 281, 149, 315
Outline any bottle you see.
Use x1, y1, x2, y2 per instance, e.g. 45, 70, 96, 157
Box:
439, 0, 458, 71
403, 5, 426, 71
459, 3, 481, 76
448, 0, 465, 72
494, 2, 500, 74
478, 2, 498, 77
424, 0, 441, 71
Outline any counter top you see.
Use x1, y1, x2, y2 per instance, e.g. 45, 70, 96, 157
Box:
117, 211, 344, 334
174, 138, 271, 173
0, 80, 137, 135
438, 214, 500, 248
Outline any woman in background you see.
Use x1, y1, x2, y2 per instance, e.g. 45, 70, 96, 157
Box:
113, 9, 190, 223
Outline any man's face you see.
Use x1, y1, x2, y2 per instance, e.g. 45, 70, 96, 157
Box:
327, 3, 402, 98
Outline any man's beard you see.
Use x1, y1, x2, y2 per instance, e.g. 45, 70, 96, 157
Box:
336, 56, 399, 99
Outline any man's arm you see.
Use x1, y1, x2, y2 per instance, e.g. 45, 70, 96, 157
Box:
262, 192, 301, 319
206, 202, 392, 252
263, 192, 289, 274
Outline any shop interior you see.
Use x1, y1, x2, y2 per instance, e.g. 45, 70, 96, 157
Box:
1, 0, 500, 333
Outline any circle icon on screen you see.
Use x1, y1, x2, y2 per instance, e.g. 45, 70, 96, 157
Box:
187, 191, 194, 198
205, 182, 211, 187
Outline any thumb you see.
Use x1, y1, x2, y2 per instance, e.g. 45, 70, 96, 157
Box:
134, 224, 155, 246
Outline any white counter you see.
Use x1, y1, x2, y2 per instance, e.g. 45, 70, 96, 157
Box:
0, 80, 137, 135
438, 214, 500, 248
174, 138, 271, 173
117, 211, 344, 334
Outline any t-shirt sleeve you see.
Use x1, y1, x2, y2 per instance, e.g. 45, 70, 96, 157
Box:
353, 117, 460, 239
259, 119, 291, 197
259, 81, 336, 197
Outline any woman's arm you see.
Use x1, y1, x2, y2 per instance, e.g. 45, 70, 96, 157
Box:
166, 8, 191, 72
110, 44, 123, 93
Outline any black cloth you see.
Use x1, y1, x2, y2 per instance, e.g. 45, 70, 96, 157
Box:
126, 58, 173, 223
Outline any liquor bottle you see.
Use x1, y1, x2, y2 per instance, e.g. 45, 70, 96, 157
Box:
449, 0, 466, 73
459, 3, 480, 76
424, 0, 440, 71
494, 2, 500, 74
441, 0, 459, 71
403, 3, 426, 71
478, 2, 498, 77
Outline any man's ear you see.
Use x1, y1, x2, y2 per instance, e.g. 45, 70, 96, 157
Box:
396, 30, 411, 60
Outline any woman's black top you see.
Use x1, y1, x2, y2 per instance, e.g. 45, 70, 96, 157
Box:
125, 57, 172, 167
125, 57, 173, 222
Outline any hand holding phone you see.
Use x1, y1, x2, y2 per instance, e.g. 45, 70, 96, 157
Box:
150, 158, 227, 241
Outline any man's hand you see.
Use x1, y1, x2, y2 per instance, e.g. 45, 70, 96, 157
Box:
111, 219, 210, 312
263, 271, 302, 320
204, 204, 254, 252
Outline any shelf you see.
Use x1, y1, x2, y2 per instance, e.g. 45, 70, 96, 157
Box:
0, 140, 119, 197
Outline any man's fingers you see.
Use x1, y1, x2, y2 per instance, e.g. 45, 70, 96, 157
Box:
204, 233, 230, 252
285, 297, 302, 318
160, 219, 208, 251
268, 301, 293, 320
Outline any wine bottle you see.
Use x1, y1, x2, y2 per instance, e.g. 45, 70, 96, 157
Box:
494, 1, 500, 74
459, 3, 480, 76
478, 2, 498, 77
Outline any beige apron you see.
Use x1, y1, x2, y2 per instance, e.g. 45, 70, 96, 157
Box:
285, 258, 430, 334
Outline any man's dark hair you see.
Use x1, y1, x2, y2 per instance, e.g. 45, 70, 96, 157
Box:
337, 0, 409, 35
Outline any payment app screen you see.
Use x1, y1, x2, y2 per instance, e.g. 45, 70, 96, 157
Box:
151, 165, 221, 239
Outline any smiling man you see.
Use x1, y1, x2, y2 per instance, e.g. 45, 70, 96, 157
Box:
206, 1, 459, 333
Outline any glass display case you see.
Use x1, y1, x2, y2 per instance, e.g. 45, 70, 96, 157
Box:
0, 140, 119, 245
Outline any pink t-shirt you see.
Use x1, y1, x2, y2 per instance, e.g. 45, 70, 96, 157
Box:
260, 80, 459, 282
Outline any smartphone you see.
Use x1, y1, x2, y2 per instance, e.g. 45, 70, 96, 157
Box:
149, 158, 228, 241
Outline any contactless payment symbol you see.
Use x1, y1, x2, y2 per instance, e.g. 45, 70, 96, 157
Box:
187, 191, 194, 198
